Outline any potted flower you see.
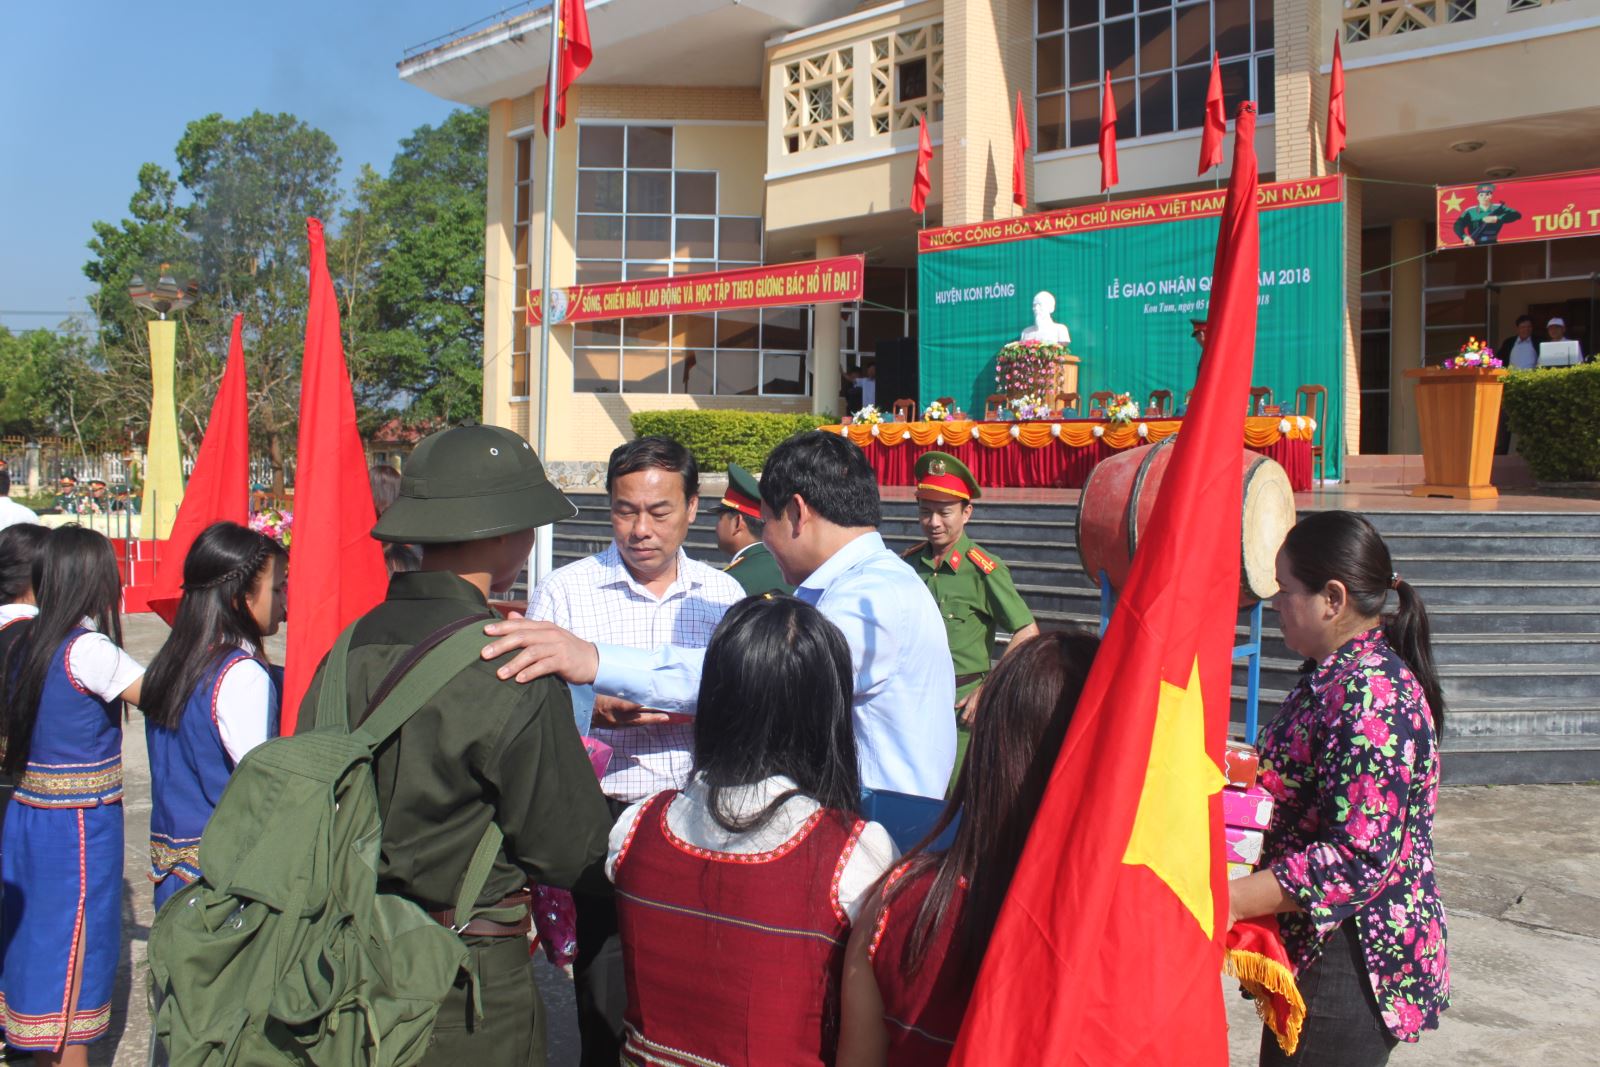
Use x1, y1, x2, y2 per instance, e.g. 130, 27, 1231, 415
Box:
1103, 393, 1141, 425
1444, 337, 1504, 370
922, 399, 951, 422
852, 405, 884, 426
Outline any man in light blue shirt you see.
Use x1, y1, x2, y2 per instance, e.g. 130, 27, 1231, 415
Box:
484, 432, 957, 798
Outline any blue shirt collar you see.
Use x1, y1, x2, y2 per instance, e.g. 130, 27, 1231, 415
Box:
796, 530, 884, 599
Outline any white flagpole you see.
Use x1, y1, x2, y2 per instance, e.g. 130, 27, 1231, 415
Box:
533, 3, 563, 588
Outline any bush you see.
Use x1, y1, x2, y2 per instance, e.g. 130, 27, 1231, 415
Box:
1503, 363, 1600, 482
628, 410, 835, 473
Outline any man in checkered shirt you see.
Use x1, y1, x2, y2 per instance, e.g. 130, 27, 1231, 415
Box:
524, 435, 743, 1065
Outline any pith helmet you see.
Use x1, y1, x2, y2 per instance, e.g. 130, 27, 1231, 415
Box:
372, 424, 577, 544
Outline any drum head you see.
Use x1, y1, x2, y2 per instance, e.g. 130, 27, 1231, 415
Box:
1240, 457, 1296, 602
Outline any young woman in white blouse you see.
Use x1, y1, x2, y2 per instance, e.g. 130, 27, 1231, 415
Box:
141, 522, 287, 908
607, 593, 898, 1067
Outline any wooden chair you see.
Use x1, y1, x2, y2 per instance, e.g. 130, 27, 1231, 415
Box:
984, 393, 1008, 419
1147, 389, 1174, 417
1248, 386, 1274, 415
1295, 384, 1329, 484
1061, 392, 1080, 414
892, 397, 917, 422
1089, 390, 1116, 416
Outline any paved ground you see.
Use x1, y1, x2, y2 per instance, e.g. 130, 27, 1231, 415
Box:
68, 614, 1600, 1064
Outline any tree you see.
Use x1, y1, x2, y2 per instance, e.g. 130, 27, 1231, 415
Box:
0, 326, 81, 437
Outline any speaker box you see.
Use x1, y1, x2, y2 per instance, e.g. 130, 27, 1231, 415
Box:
873, 337, 920, 411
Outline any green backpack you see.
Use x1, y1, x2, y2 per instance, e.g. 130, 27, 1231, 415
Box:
148, 617, 506, 1067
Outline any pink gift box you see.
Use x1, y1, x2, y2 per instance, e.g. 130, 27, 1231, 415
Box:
1224, 827, 1264, 866
1222, 785, 1275, 831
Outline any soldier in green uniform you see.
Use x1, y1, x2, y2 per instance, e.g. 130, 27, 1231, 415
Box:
903, 451, 1039, 776
715, 461, 793, 595
298, 424, 612, 1067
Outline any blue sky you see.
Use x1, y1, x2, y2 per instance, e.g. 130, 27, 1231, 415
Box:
0, 1, 511, 333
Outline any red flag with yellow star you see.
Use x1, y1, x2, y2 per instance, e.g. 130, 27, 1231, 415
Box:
948, 102, 1262, 1066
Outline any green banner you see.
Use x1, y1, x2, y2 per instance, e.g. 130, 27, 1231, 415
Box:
917, 191, 1346, 479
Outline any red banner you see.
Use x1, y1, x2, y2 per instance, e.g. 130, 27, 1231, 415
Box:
1436, 168, 1600, 249
528, 255, 865, 324
918, 177, 1342, 253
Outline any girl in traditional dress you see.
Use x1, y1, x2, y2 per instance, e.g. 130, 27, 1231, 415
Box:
836, 628, 1101, 1067
0, 526, 144, 1065
142, 522, 287, 909
608, 594, 898, 1067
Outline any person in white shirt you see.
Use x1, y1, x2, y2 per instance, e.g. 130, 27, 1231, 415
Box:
1497, 315, 1539, 371
522, 435, 743, 1067
0, 470, 39, 532
483, 431, 958, 799
140, 522, 288, 907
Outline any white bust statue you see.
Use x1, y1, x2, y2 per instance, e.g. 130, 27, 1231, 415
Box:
1020, 290, 1071, 345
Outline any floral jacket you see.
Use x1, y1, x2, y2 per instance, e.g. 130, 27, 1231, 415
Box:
1257, 628, 1450, 1041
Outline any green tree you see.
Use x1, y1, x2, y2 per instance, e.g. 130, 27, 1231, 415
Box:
0, 326, 81, 437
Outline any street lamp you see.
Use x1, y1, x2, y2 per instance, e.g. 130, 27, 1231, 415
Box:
128, 265, 197, 539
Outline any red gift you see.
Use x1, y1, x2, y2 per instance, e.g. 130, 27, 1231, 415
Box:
1224, 741, 1259, 789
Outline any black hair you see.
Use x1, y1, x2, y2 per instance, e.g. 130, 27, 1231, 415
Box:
758, 431, 881, 529
886, 628, 1100, 981
141, 522, 287, 731
692, 594, 860, 835
720, 505, 765, 538
0, 470, 10, 496
0, 523, 51, 604
385, 542, 422, 574
1, 526, 125, 774
370, 464, 403, 516
1281, 510, 1445, 734
1516, 314, 1534, 327
607, 436, 698, 505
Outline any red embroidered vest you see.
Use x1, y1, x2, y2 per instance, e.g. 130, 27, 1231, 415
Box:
868, 862, 973, 1067
614, 790, 865, 1067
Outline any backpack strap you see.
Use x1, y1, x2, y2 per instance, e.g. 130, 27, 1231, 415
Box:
312, 623, 360, 732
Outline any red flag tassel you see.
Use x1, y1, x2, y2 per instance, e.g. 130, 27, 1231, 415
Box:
1224, 918, 1307, 1055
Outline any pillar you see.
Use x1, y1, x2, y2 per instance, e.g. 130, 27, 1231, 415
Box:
1389, 218, 1425, 454
812, 234, 843, 416
940, 0, 1033, 226
140, 318, 184, 539
482, 99, 518, 433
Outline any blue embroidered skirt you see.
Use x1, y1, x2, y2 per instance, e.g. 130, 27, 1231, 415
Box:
1, 801, 123, 1050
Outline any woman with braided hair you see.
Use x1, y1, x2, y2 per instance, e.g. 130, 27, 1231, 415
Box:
142, 521, 287, 908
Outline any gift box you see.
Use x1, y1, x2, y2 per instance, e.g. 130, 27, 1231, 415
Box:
1224, 741, 1259, 789
1222, 785, 1275, 831
1227, 862, 1253, 881
1225, 827, 1264, 866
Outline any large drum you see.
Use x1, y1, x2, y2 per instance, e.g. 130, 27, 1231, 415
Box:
1076, 438, 1296, 606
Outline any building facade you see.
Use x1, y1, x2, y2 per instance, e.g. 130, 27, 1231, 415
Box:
399, 0, 1600, 465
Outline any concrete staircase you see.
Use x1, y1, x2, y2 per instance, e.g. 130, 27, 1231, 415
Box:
549, 494, 1600, 785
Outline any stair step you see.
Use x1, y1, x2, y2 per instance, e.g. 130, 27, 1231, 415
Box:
1436, 735, 1600, 785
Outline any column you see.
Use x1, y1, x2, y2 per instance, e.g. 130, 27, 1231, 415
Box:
812, 234, 843, 416
140, 318, 185, 539
940, 0, 1033, 226
1388, 218, 1425, 454
482, 99, 518, 432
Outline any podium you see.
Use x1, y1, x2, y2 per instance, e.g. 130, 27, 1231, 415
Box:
1404, 367, 1507, 500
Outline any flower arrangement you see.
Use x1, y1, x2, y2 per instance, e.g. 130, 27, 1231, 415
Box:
852, 405, 884, 425
250, 507, 294, 548
1103, 393, 1141, 424
922, 400, 950, 422
996, 339, 1070, 398
1010, 393, 1052, 420
1444, 337, 1504, 370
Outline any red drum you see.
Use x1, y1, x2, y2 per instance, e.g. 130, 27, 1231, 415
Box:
1076, 438, 1296, 606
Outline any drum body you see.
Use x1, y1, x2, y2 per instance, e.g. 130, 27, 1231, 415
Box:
1076, 439, 1295, 606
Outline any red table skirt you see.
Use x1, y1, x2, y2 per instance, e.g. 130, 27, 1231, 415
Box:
858, 434, 1312, 491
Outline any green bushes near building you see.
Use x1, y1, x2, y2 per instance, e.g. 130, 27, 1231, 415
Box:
1504, 363, 1600, 482
628, 410, 835, 473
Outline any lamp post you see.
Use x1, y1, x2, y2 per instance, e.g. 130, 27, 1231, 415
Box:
128, 266, 198, 539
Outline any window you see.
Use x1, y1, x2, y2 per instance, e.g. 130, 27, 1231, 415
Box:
570, 124, 802, 396
1035, 0, 1275, 152
1359, 227, 1391, 454
512, 137, 535, 396
870, 23, 945, 133
782, 48, 856, 152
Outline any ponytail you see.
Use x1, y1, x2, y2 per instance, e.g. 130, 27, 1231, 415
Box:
1385, 579, 1446, 736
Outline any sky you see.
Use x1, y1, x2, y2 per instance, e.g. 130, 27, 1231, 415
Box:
0, 1, 518, 333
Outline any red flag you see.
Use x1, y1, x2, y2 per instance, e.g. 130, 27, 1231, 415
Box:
1012, 91, 1030, 209
1325, 35, 1346, 162
281, 218, 388, 733
949, 103, 1262, 1065
541, 0, 595, 134
911, 113, 933, 215
1099, 72, 1120, 192
146, 313, 252, 625
1198, 53, 1225, 175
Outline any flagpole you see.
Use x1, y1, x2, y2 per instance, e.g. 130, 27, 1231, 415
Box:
533, 6, 562, 586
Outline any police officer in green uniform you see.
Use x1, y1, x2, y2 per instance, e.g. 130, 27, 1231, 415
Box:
715, 462, 793, 596
298, 424, 612, 1067
903, 451, 1039, 776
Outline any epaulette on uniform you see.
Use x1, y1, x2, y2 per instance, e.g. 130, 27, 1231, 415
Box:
966, 546, 997, 574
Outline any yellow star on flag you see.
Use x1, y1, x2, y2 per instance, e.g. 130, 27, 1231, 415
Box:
1442, 191, 1464, 214
1121, 657, 1228, 937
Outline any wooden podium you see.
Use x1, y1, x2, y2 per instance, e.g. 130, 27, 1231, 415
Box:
1404, 366, 1507, 499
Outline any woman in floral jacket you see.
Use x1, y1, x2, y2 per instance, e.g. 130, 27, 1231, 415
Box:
1230, 510, 1449, 1066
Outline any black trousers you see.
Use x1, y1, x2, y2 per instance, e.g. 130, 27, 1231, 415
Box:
1260, 922, 1399, 1067
573, 797, 630, 1067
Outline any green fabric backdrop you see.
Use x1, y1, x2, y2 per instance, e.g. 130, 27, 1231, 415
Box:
916, 200, 1346, 479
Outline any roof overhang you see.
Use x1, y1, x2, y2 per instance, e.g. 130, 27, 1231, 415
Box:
399, 0, 859, 106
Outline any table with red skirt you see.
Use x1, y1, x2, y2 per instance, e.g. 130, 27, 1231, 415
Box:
825, 415, 1316, 491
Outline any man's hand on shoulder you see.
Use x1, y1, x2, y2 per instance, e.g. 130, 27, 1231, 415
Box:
481, 613, 599, 685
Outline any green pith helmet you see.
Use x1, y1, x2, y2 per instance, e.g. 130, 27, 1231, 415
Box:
371, 424, 577, 544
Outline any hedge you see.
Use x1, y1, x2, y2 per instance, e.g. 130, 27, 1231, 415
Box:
1503, 362, 1600, 482
628, 410, 835, 473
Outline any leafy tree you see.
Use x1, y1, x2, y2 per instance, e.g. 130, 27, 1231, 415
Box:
0, 326, 82, 437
